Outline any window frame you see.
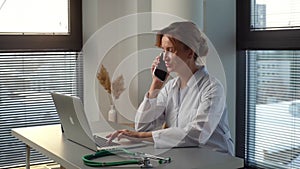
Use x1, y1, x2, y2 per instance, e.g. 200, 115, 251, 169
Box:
0, 0, 82, 52
237, 0, 300, 50
236, 0, 300, 166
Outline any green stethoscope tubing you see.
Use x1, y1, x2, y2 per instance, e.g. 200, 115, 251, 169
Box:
82, 148, 141, 167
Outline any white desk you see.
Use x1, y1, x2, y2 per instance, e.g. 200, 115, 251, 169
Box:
11, 124, 244, 169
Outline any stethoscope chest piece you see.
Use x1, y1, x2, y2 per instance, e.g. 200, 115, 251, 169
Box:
140, 157, 153, 168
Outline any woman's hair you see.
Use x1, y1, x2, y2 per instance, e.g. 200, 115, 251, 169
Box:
155, 34, 198, 60
155, 21, 208, 62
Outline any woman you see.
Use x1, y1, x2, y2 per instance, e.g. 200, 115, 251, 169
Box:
107, 21, 234, 156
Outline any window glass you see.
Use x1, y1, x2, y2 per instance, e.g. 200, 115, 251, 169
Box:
251, 0, 300, 30
0, 0, 68, 34
247, 50, 300, 168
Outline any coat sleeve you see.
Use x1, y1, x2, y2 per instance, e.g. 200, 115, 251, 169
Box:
134, 86, 169, 132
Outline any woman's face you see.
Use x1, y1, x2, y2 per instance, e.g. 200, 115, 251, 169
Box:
161, 36, 191, 74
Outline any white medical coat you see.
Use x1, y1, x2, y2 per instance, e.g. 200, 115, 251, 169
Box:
135, 67, 234, 156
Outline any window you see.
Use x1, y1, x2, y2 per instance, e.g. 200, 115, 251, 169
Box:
246, 51, 300, 168
237, 0, 300, 50
0, 0, 82, 168
237, 1, 300, 169
0, 52, 83, 168
0, 0, 69, 34
251, 0, 300, 31
0, 0, 82, 51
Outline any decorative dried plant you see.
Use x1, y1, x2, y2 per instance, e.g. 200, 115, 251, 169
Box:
111, 75, 125, 100
97, 65, 111, 94
97, 65, 113, 104
97, 64, 125, 105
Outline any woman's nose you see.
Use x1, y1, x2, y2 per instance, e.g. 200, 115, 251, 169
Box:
162, 51, 170, 61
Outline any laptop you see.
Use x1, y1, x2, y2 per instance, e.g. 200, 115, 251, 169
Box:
51, 92, 147, 151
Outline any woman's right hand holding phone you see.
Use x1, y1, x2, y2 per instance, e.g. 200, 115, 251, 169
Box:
148, 53, 168, 98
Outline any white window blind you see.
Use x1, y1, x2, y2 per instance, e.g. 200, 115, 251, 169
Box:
0, 52, 83, 168
251, 0, 300, 30
246, 50, 300, 168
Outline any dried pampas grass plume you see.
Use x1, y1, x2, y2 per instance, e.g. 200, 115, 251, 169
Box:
112, 75, 125, 99
97, 65, 111, 94
96, 64, 126, 104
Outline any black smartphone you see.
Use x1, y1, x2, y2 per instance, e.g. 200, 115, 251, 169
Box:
153, 52, 168, 82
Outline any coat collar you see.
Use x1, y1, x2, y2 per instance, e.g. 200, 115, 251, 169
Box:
171, 66, 207, 89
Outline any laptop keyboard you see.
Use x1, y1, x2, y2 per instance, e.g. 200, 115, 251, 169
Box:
94, 135, 120, 147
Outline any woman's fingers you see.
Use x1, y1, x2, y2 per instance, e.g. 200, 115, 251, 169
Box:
106, 130, 120, 144
117, 131, 126, 141
105, 130, 130, 143
151, 55, 161, 73
118, 131, 143, 142
106, 130, 143, 144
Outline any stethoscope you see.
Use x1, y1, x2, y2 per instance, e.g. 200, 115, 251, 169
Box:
82, 148, 171, 168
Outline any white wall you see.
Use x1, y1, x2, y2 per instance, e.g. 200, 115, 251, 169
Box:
82, 0, 236, 142
82, 0, 140, 125
151, 0, 204, 30
204, 0, 236, 143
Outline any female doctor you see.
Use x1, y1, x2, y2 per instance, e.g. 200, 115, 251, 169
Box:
107, 21, 234, 156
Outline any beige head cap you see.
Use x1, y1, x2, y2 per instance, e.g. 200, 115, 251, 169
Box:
157, 21, 208, 58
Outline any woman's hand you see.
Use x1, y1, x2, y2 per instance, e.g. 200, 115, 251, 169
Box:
148, 55, 167, 98
106, 129, 153, 144
151, 55, 169, 82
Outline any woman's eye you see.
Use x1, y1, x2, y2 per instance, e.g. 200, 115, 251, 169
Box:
167, 48, 174, 52
161, 47, 175, 53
